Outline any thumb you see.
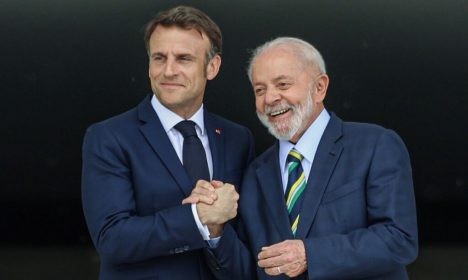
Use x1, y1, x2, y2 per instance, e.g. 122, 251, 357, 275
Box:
211, 180, 224, 188
182, 196, 199, 205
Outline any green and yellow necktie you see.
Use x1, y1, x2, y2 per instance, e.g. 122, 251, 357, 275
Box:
285, 149, 307, 236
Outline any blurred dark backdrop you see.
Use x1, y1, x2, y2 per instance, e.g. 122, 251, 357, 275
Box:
1, 0, 467, 278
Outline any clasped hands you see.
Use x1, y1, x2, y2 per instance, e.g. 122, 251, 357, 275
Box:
182, 180, 307, 277
182, 180, 239, 237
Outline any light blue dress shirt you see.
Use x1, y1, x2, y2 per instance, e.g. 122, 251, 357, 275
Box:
278, 109, 330, 192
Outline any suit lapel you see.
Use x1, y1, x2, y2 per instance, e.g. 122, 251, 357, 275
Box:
296, 114, 344, 238
205, 112, 225, 181
256, 144, 294, 239
137, 95, 193, 196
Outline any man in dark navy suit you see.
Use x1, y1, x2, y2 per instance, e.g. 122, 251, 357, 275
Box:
190, 37, 418, 279
81, 6, 254, 280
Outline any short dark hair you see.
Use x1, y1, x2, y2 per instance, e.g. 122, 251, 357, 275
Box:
144, 6, 222, 62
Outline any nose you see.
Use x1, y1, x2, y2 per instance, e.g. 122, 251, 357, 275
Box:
163, 58, 177, 77
264, 88, 281, 105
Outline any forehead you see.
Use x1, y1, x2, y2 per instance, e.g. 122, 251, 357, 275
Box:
252, 47, 305, 82
148, 25, 210, 55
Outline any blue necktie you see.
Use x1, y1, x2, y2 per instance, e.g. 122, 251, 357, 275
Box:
174, 120, 210, 184
285, 149, 307, 236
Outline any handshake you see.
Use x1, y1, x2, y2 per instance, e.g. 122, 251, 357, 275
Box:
182, 180, 239, 237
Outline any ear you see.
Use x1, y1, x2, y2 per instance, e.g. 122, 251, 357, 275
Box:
313, 74, 329, 103
206, 54, 222, 80
148, 57, 152, 79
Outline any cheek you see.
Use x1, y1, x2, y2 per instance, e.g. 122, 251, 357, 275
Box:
255, 98, 264, 112
148, 65, 161, 78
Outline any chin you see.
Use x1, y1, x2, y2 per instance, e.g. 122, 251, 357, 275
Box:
267, 125, 293, 140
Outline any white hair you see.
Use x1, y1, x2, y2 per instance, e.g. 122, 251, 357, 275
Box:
247, 37, 326, 82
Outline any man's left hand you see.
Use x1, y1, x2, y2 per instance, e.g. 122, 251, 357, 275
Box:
257, 240, 307, 277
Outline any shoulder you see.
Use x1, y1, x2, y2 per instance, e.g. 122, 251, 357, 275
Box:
84, 107, 139, 140
325, 111, 398, 141
343, 121, 388, 137
338, 119, 409, 158
342, 120, 404, 142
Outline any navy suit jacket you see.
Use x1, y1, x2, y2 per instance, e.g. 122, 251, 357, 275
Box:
81, 95, 254, 280
211, 113, 418, 280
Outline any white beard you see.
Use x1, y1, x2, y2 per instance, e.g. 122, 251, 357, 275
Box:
257, 91, 314, 141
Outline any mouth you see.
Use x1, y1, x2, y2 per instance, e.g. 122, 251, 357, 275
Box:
269, 108, 291, 117
159, 82, 184, 89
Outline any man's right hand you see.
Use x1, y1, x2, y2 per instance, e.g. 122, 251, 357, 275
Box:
196, 182, 239, 225
182, 180, 218, 205
182, 180, 239, 237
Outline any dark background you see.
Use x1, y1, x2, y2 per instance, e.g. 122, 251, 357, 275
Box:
1, 0, 467, 278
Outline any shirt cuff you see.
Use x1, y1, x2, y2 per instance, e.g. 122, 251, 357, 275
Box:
191, 203, 211, 240
191, 203, 222, 247
207, 236, 221, 248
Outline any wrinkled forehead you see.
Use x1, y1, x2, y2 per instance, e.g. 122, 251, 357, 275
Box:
252, 48, 307, 81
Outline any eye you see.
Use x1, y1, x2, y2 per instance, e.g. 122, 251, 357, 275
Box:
178, 55, 193, 63
277, 82, 291, 90
254, 87, 266, 96
152, 55, 165, 63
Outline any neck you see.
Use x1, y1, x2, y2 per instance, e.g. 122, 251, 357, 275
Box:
289, 105, 324, 144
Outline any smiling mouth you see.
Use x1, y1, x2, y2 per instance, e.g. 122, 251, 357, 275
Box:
161, 83, 183, 86
159, 83, 185, 90
269, 108, 290, 117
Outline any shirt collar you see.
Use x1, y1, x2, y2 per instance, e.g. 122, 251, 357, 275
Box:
279, 109, 330, 170
151, 95, 205, 135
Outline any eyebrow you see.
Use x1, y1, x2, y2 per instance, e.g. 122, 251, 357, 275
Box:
176, 53, 195, 59
150, 52, 196, 59
253, 75, 296, 87
150, 52, 165, 58
272, 75, 294, 83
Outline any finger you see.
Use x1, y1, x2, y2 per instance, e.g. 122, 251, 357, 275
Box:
218, 183, 239, 200
257, 254, 283, 268
194, 180, 217, 200
263, 265, 282, 276
196, 195, 215, 205
211, 180, 224, 188
223, 183, 237, 192
258, 245, 282, 260
195, 180, 216, 192
182, 196, 199, 205
233, 191, 240, 201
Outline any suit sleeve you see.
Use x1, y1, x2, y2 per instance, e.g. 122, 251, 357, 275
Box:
81, 123, 206, 265
207, 223, 257, 280
304, 129, 418, 279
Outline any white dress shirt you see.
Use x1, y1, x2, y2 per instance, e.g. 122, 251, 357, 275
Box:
150, 95, 213, 240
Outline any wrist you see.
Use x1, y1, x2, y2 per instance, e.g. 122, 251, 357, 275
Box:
208, 224, 224, 238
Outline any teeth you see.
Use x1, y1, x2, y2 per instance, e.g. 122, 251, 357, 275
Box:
270, 108, 289, 117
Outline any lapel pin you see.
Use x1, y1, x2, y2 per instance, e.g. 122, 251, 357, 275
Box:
215, 128, 221, 135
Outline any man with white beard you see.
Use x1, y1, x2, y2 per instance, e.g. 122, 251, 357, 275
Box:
187, 37, 418, 280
